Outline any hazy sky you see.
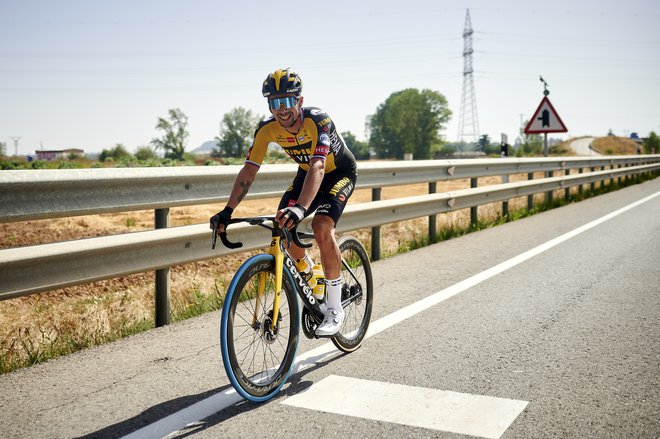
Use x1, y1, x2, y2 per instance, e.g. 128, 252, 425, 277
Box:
2, 0, 659, 156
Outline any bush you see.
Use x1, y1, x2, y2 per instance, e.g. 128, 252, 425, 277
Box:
135, 146, 158, 161
58, 161, 82, 169
100, 144, 133, 162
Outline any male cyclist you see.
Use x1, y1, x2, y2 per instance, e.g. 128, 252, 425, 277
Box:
211, 69, 357, 336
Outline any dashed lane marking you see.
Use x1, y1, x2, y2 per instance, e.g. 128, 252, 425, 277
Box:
282, 375, 528, 439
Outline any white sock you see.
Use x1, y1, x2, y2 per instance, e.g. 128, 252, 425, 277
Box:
325, 277, 343, 311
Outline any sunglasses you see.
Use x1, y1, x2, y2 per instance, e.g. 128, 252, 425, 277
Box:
268, 96, 298, 110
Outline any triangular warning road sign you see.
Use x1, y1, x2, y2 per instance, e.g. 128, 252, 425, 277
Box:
524, 96, 567, 134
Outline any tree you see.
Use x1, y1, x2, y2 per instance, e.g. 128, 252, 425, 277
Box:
644, 131, 659, 154
214, 107, 263, 158
477, 134, 490, 151
341, 131, 370, 160
367, 88, 451, 160
520, 120, 543, 155
0, 142, 6, 157
135, 145, 158, 161
151, 108, 189, 160
99, 144, 132, 162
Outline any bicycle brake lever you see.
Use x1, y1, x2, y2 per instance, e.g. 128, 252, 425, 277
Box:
211, 222, 219, 250
281, 227, 293, 249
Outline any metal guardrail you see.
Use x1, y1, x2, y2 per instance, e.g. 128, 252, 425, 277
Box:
1, 157, 659, 322
0, 156, 652, 222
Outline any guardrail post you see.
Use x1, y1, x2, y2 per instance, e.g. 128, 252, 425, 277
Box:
155, 208, 170, 327
546, 170, 554, 204
527, 173, 534, 210
590, 167, 595, 192
565, 169, 571, 201
577, 168, 583, 195
428, 182, 437, 242
501, 175, 509, 218
470, 178, 478, 227
371, 188, 381, 261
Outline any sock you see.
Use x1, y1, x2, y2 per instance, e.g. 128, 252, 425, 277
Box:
325, 277, 343, 311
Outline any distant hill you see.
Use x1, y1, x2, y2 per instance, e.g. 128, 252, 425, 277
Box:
191, 140, 218, 156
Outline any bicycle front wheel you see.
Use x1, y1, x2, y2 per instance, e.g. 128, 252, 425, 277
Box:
332, 236, 373, 352
220, 254, 299, 402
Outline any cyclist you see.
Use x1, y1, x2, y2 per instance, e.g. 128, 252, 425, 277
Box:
211, 68, 357, 336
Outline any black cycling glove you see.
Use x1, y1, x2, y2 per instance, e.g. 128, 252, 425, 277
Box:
280, 203, 307, 228
210, 206, 234, 230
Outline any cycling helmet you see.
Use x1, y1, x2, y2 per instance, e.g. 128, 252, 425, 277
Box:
262, 69, 302, 97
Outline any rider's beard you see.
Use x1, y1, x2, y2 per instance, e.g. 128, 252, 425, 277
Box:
276, 108, 299, 130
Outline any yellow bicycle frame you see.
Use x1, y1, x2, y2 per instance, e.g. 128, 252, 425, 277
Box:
258, 235, 283, 332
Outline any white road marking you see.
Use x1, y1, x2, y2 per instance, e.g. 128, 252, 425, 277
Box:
282, 375, 528, 439
123, 190, 660, 439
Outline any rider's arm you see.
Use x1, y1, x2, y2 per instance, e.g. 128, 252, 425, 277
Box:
226, 163, 259, 210
295, 157, 325, 210
213, 163, 259, 234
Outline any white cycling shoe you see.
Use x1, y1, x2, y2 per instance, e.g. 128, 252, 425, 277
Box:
315, 308, 345, 337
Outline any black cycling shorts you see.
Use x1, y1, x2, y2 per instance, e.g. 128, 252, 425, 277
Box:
278, 168, 357, 226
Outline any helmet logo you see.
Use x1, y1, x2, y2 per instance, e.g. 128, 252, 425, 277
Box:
272, 69, 287, 92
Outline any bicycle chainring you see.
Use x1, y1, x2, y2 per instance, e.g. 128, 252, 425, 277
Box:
301, 307, 317, 339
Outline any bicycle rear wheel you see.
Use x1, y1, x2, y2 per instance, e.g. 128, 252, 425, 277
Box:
220, 254, 299, 402
332, 236, 373, 352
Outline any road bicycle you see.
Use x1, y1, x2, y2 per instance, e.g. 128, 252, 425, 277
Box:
212, 216, 373, 402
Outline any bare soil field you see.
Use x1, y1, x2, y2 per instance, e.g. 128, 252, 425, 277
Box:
0, 172, 579, 371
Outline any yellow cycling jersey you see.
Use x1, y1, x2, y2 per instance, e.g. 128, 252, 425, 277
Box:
245, 107, 357, 174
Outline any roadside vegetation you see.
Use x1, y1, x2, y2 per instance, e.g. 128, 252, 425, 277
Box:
1, 96, 657, 373
0, 169, 656, 374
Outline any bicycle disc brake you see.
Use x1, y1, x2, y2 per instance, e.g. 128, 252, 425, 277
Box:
262, 310, 282, 344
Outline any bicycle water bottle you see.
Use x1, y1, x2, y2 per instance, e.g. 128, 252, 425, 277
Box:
295, 258, 317, 290
312, 264, 325, 301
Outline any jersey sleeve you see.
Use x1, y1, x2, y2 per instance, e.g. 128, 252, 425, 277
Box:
310, 109, 332, 160
244, 121, 271, 167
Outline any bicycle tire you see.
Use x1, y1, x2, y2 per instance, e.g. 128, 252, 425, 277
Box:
220, 254, 300, 402
332, 236, 373, 352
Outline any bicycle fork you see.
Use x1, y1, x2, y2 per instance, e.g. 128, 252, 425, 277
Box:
256, 236, 283, 333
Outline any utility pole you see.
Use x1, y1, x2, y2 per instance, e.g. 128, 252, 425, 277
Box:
458, 9, 479, 147
10, 136, 21, 157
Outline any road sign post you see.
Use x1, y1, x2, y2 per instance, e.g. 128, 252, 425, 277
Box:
524, 79, 568, 203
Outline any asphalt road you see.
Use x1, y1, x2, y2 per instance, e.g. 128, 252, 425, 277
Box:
570, 137, 600, 156
1, 178, 658, 439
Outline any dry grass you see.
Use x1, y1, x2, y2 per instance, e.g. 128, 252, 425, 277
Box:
0, 169, 629, 372
592, 137, 641, 155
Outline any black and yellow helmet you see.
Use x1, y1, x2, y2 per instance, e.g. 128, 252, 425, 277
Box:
262, 69, 302, 97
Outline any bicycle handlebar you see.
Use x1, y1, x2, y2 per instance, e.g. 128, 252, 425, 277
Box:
211, 216, 313, 250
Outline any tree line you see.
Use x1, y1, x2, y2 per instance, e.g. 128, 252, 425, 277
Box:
4, 87, 659, 169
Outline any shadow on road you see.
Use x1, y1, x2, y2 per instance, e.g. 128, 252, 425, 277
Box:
75, 349, 348, 438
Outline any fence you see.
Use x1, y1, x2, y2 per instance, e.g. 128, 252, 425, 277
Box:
1, 156, 659, 325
